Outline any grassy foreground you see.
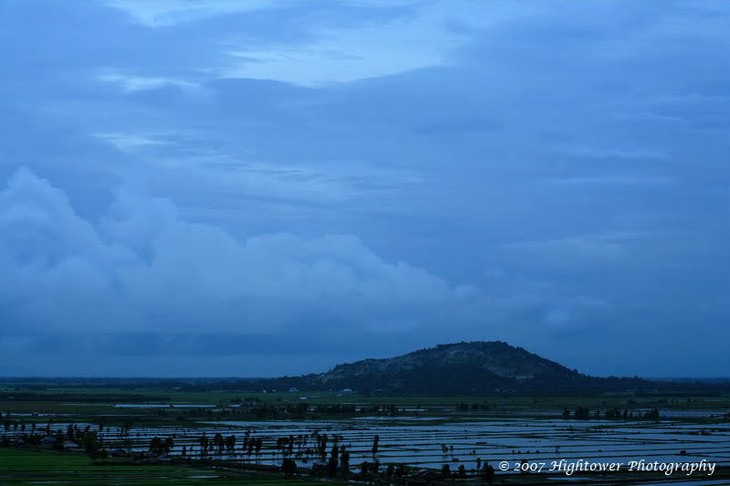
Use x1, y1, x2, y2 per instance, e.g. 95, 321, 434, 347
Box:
0, 448, 345, 485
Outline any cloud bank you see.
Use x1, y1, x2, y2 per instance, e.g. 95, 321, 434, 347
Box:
0, 168, 482, 341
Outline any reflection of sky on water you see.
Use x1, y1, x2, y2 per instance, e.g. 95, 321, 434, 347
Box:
11, 418, 726, 473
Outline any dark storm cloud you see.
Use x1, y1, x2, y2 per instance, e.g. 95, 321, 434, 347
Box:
0, 0, 727, 376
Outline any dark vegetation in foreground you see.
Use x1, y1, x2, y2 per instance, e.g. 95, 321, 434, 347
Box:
0, 448, 346, 485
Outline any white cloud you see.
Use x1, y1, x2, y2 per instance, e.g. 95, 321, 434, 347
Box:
504, 232, 641, 262
95, 132, 173, 151
0, 168, 472, 335
98, 72, 200, 92
220, 26, 458, 87
105, 2, 538, 87
543, 176, 672, 187
215, 3, 529, 87
560, 146, 669, 160
105, 0, 279, 27
103, 143, 425, 205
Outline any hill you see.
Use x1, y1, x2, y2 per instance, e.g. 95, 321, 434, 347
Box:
267, 341, 651, 394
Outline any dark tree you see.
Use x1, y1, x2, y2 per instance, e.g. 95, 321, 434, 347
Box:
371, 434, 380, 455
482, 463, 495, 485
149, 436, 164, 455
213, 432, 224, 454
255, 437, 263, 455
328, 456, 339, 476
340, 447, 350, 474
225, 434, 236, 452
163, 437, 174, 454
199, 434, 209, 456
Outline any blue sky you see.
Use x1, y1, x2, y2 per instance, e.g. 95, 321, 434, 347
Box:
1, 0, 728, 377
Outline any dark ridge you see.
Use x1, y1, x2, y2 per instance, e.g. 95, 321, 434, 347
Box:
260, 341, 653, 395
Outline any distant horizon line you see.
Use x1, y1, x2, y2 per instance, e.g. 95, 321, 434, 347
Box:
2, 375, 730, 382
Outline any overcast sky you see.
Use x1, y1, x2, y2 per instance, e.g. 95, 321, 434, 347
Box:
1, 0, 728, 377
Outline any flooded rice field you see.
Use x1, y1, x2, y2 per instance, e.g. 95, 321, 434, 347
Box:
11, 417, 728, 473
